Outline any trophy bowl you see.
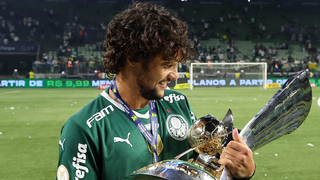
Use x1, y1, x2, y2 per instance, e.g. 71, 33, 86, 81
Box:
125, 160, 217, 180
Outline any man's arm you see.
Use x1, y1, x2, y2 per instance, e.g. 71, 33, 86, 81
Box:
57, 120, 100, 180
218, 128, 255, 179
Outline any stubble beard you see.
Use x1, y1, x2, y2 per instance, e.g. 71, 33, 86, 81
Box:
137, 72, 164, 101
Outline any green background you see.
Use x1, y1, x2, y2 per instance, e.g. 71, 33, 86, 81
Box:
0, 87, 319, 179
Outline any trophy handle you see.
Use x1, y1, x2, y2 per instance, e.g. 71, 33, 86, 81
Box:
221, 109, 234, 133
220, 70, 312, 180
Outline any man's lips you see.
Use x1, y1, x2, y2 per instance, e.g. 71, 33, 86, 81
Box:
159, 79, 171, 85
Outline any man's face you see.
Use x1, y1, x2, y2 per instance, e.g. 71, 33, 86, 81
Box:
136, 55, 179, 100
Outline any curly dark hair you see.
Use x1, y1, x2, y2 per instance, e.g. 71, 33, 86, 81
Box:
103, 2, 192, 74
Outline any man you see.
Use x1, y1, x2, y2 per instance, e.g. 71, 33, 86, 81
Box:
29, 70, 34, 79
57, 3, 254, 180
198, 70, 207, 78
94, 70, 99, 79
68, 57, 73, 75
13, 69, 19, 79
60, 71, 67, 79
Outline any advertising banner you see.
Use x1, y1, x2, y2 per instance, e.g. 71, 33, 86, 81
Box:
0, 78, 319, 88
0, 79, 113, 88
0, 44, 38, 54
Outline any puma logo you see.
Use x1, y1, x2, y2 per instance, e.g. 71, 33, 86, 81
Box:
59, 139, 66, 151
113, 133, 133, 147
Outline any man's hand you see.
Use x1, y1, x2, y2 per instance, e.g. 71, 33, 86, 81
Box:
218, 128, 255, 179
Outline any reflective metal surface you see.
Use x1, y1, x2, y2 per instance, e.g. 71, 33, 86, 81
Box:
221, 109, 234, 134
220, 70, 312, 180
126, 112, 234, 180
241, 70, 312, 150
188, 115, 228, 156
175, 111, 234, 161
192, 110, 235, 176
125, 70, 312, 180
124, 160, 217, 180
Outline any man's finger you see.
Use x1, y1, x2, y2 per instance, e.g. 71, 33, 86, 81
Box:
227, 141, 249, 153
232, 128, 246, 145
218, 156, 235, 167
221, 146, 240, 158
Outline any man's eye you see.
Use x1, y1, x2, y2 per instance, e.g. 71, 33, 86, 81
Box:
165, 64, 173, 68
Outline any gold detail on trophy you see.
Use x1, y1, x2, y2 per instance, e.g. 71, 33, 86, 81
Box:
195, 134, 224, 155
147, 134, 164, 156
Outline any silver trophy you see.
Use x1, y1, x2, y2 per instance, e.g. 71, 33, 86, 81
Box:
124, 70, 312, 180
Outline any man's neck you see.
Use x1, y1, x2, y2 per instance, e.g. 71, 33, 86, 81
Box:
109, 74, 149, 110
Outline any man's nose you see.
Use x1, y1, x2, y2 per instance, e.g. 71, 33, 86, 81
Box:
168, 64, 179, 80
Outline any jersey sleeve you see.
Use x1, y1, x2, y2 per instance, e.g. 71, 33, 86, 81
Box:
57, 119, 100, 180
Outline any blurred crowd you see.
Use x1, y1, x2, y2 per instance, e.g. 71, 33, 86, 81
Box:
33, 50, 104, 75
1, 2, 320, 76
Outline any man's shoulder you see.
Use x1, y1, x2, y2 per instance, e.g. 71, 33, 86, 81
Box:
65, 92, 118, 130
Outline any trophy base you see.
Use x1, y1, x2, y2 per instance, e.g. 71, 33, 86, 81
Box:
124, 160, 217, 180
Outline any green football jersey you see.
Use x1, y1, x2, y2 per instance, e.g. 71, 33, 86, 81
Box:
57, 89, 197, 180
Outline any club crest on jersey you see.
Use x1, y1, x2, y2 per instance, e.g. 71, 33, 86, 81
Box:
166, 114, 188, 141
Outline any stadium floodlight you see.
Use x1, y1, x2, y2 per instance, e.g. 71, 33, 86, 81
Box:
189, 62, 267, 90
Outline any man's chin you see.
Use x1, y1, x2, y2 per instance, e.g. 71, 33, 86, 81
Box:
140, 88, 164, 101
151, 90, 165, 101
156, 92, 165, 100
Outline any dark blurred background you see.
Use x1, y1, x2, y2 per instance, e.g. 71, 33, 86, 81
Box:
1, 0, 320, 78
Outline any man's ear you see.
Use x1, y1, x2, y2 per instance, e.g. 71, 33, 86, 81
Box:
126, 56, 141, 68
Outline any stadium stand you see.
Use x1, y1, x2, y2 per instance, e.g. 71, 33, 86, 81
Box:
1, 0, 320, 78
